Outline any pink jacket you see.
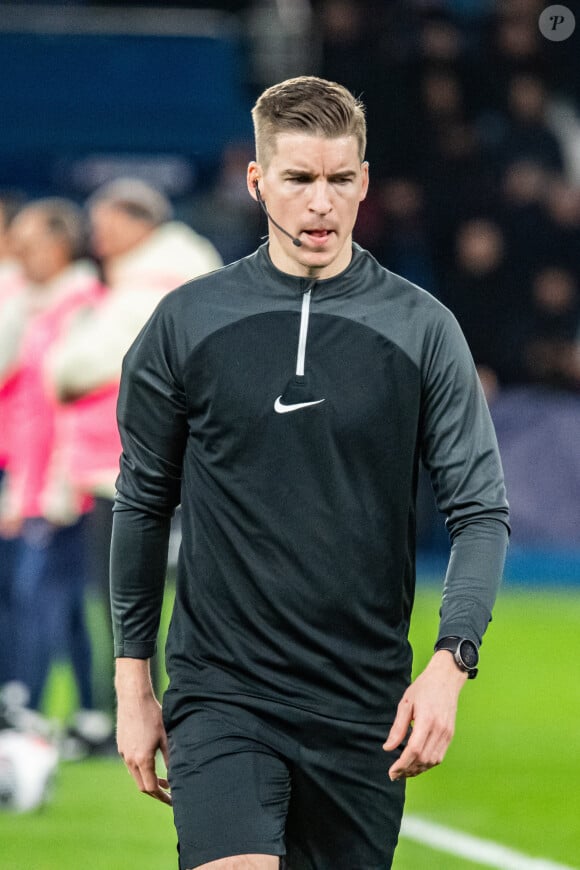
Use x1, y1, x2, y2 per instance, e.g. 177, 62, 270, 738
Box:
0, 272, 24, 470
45, 220, 222, 500
47, 381, 122, 500
0, 373, 18, 471
2, 269, 104, 521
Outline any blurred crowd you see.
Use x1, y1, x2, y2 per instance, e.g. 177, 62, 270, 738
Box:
0, 0, 579, 720
317, 0, 580, 400
0, 183, 222, 722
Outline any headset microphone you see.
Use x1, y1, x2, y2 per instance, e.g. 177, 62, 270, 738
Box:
254, 181, 302, 247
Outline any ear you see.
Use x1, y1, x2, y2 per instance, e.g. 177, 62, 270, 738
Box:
247, 162, 261, 200
359, 161, 370, 202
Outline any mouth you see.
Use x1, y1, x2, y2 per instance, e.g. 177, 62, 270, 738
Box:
301, 229, 333, 245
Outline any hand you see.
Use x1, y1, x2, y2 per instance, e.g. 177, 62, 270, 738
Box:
115, 658, 172, 805
0, 512, 23, 539
383, 651, 467, 781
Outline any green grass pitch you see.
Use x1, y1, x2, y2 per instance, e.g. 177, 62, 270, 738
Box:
0, 582, 579, 869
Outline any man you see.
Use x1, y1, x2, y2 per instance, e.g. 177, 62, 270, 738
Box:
45, 178, 223, 711
112, 77, 509, 870
0, 198, 102, 710
0, 191, 25, 689
0, 192, 25, 491
87, 176, 223, 294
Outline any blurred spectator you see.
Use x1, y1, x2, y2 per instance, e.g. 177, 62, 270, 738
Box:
418, 12, 465, 68
373, 177, 437, 293
45, 178, 222, 710
0, 193, 24, 294
542, 178, 580, 281
497, 159, 553, 281
523, 266, 580, 391
317, 0, 379, 96
496, 73, 565, 173
0, 198, 103, 711
316, 0, 392, 172
420, 67, 465, 127
0, 194, 26, 486
441, 217, 523, 398
0, 192, 26, 689
0, 194, 26, 433
47, 178, 222, 511
420, 118, 500, 281
480, 4, 547, 100
473, 5, 548, 143
87, 176, 222, 293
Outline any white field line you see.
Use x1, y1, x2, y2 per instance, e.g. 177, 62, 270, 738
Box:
400, 815, 578, 870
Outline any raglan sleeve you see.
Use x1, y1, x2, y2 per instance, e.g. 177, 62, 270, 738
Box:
420, 307, 510, 648
110, 296, 188, 659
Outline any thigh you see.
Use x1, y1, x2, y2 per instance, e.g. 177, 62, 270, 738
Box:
168, 707, 291, 870
285, 719, 406, 870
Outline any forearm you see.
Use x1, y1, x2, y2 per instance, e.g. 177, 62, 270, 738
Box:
110, 498, 172, 658
49, 314, 128, 399
438, 517, 509, 645
114, 654, 171, 804
115, 656, 155, 697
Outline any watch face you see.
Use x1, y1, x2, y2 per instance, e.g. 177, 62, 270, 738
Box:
459, 639, 479, 669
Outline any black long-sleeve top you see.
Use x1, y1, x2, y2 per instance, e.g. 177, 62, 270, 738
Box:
111, 244, 509, 724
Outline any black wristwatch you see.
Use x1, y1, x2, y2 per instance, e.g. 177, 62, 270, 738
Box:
435, 636, 479, 679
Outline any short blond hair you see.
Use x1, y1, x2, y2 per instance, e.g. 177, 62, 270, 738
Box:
252, 76, 367, 167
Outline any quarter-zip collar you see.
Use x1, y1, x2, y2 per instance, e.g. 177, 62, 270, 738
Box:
255, 242, 369, 403
255, 241, 366, 300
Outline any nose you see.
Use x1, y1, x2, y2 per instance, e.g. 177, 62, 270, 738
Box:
308, 180, 332, 215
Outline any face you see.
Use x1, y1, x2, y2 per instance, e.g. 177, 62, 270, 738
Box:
10, 211, 68, 284
248, 132, 368, 279
89, 201, 152, 260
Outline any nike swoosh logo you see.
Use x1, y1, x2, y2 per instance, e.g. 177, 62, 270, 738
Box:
274, 396, 325, 414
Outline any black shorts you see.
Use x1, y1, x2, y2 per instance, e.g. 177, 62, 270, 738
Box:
165, 698, 406, 869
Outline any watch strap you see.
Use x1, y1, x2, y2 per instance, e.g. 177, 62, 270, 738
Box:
435, 636, 479, 679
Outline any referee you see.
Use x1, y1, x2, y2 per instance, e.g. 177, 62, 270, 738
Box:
111, 76, 509, 870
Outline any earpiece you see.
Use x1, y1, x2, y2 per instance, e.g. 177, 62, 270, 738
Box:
253, 178, 302, 247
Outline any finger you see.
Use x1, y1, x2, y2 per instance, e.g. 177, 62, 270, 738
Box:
389, 748, 430, 780
389, 741, 419, 780
413, 708, 454, 767
138, 755, 162, 794
136, 766, 171, 805
383, 701, 413, 751
421, 721, 454, 769
390, 718, 453, 780
123, 752, 162, 798
388, 719, 430, 780
147, 780, 172, 806
124, 759, 146, 793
